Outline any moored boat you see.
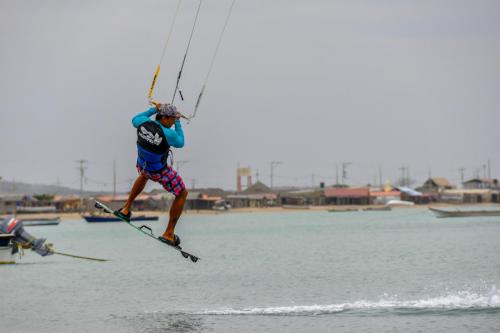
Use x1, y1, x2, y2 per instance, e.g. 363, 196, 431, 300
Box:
362, 206, 392, 211
283, 205, 310, 210
429, 207, 500, 218
386, 200, 415, 207
19, 217, 61, 226
328, 208, 359, 212
82, 214, 159, 223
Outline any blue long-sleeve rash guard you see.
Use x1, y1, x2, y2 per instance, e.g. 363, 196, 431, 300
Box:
132, 107, 185, 148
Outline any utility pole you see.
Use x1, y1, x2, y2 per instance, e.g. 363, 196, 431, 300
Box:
191, 178, 196, 190
458, 167, 465, 187
270, 161, 282, 189
113, 160, 117, 198
311, 174, 315, 189
488, 159, 491, 179
76, 160, 88, 210
335, 164, 339, 185
255, 169, 260, 182
176, 160, 189, 173
482, 164, 487, 179
378, 165, 382, 188
407, 166, 411, 186
399, 165, 406, 187
341, 162, 351, 185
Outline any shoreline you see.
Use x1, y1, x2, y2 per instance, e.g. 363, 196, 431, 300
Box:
4, 202, 499, 222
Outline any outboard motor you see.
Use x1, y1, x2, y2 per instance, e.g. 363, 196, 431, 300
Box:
0, 217, 53, 256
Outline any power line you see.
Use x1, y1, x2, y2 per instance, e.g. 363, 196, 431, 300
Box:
270, 161, 282, 189
76, 160, 88, 210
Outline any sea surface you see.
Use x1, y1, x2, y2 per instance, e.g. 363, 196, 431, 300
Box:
1, 208, 499, 332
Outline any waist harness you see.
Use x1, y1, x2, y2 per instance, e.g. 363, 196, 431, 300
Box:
136, 121, 170, 172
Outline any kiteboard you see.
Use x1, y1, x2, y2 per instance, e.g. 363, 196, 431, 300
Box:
94, 200, 199, 263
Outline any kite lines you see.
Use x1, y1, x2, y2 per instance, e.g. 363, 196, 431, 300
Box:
147, 0, 237, 120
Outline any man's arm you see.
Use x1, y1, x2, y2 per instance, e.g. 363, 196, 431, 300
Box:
132, 107, 157, 128
163, 119, 185, 148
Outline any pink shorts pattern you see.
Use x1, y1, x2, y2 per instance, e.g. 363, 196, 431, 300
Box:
137, 164, 186, 197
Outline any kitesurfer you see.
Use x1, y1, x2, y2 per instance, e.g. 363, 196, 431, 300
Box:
117, 102, 188, 247
0, 217, 53, 256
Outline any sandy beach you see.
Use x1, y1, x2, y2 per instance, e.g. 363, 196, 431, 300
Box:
6, 202, 498, 222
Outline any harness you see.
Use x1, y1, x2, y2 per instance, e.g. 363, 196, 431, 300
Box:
136, 121, 171, 172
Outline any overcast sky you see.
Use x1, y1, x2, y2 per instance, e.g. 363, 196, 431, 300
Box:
1, 0, 499, 192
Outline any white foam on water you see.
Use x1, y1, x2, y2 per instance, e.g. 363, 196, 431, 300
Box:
197, 288, 500, 316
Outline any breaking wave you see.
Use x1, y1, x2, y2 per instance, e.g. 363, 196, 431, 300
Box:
196, 287, 500, 316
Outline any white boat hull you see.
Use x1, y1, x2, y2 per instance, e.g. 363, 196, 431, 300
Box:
0, 247, 16, 264
0, 234, 16, 264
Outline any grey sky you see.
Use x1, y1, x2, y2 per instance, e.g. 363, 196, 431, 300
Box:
1, 0, 499, 192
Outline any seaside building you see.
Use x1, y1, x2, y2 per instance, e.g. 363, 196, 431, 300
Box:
0, 195, 23, 214
53, 195, 81, 212
396, 186, 437, 204
417, 177, 454, 193
324, 188, 370, 205
441, 189, 492, 203
94, 193, 170, 211
279, 188, 324, 206
185, 188, 227, 210
370, 190, 401, 205
186, 192, 224, 210
463, 178, 499, 190
227, 181, 277, 208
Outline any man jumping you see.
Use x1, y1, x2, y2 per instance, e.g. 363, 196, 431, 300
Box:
117, 102, 188, 247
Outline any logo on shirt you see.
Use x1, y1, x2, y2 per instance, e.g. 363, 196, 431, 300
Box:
139, 126, 163, 146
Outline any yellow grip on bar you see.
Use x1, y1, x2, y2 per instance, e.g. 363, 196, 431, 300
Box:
148, 65, 161, 99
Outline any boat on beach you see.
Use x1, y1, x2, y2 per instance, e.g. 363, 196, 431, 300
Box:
429, 207, 500, 218
362, 206, 392, 211
19, 217, 61, 226
82, 214, 159, 223
328, 208, 359, 212
386, 200, 415, 207
282, 205, 310, 210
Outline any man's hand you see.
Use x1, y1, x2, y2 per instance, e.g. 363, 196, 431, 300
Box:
149, 99, 161, 110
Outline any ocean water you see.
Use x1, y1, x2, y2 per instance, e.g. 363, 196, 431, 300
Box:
1, 208, 499, 332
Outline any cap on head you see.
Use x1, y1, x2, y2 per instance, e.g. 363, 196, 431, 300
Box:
157, 103, 178, 117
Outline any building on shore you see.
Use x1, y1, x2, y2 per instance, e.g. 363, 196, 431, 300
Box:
441, 189, 496, 203
370, 190, 401, 205
279, 188, 324, 206
186, 192, 223, 210
53, 195, 81, 212
396, 186, 438, 204
324, 188, 370, 205
463, 178, 499, 190
416, 177, 455, 193
227, 181, 277, 208
185, 188, 227, 210
0, 195, 24, 214
94, 193, 170, 211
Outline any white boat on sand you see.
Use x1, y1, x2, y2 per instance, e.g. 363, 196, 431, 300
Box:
429, 207, 500, 218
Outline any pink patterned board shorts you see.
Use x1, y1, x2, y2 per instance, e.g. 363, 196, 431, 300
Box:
137, 164, 186, 197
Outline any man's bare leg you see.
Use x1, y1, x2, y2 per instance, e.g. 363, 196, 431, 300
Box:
121, 175, 148, 215
162, 189, 188, 241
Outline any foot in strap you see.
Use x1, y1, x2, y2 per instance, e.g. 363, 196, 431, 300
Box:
158, 234, 181, 247
114, 208, 131, 222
